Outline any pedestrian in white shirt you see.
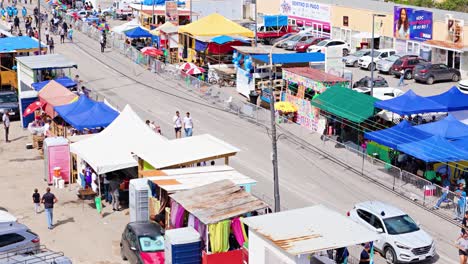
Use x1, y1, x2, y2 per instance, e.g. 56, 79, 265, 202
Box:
183, 112, 193, 137
91, 171, 98, 193
173, 111, 182, 138
2, 111, 10, 142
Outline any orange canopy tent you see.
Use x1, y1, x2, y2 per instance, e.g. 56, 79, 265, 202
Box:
38, 80, 78, 118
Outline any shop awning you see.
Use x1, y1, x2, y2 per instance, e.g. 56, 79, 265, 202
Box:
414, 114, 468, 140
374, 90, 447, 116
423, 39, 466, 52
311, 86, 379, 123
31, 77, 76, 91
16, 54, 77, 70
251, 52, 325, 64
124, 26, 153, 38
242, 205, 379, 256
427, 86, 468, 112
364, 120, 432, 149
169, 180, 268, 224
397, 135, 468, 162
38, 80, 78, 118
178, 13, 254, 37
0, 36, 44, 52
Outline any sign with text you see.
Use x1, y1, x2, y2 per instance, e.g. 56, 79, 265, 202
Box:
394, 6, 432, 41
280, 0, 331, 22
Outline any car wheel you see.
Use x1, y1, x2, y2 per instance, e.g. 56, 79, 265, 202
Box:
368, 63, 376, 71
384, 246, 397, 264
452, 74, 460, 82
426, 76, 434, 85
343, 49, 349, 56
353, 61, 358, 67
404, 71, 412, 80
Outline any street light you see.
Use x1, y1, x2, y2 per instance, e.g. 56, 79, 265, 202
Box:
370, 14, 386, 97
268, 27, 314, 212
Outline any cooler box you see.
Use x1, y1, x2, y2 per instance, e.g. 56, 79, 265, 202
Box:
165, 227, 201, 264
43, 137, 70, 184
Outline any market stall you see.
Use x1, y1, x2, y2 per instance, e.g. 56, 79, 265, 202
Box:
31, 77, 77, 92
38, 80, 78, 119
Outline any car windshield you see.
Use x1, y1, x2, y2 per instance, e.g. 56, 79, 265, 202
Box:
394, 59, 403, 66
383, 215, 420, 235
415, 64, 428, 71
353, 50, 369, 57
304, 38, 316, 44
316, 40, 328, 46
0, 94, 18, 103
387, 55, 400, 62
370, 51, 381, 57
289, 35, 303, 41
139, 235, 164, 252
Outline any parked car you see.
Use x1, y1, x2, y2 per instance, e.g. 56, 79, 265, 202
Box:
348, 201, 435, 264
377, 54, 401, 74
353, 87, 404, 100
120, 222, 165, 264
458, 79, 468, 93
413, 62, 461, 85
353, 76, 389, 88
343, 49, 371, 67
283, 33, 317, 50
0, 91, 19, 120
391, 55, 426, 79
358, 49, 396, 71
271, 33, 295, 46
306, 39, 350, 56
0, 210, 40, 254
294, 37, 327, 53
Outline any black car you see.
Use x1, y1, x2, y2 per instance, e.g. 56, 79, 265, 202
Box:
0, 91, 20, 120
413, 62, 461, 85
353, 76, 389, 88
120, 222, 165, 264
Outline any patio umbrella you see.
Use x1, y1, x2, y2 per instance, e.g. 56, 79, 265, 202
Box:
141, 47, 164, 57
97, 22, 109, 32
185, 66, 205, 75
23, 101, 45, 117
178, 62, 197, 71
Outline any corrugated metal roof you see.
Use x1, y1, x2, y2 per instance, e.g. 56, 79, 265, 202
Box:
16, 54, 77, 70
242, 205, 379, 256
169, 179, 268, 224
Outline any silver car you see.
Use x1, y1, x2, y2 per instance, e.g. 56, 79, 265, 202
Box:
377, 54, 402, 74
282, 34, 314, 50
342, 49, 371, 67
0, 211, 40, 253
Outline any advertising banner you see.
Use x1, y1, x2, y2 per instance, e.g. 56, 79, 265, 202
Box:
394, 6, 432, 41
165, 1, 178, 26
446, 18, 464, 45
280, 0, 331, 22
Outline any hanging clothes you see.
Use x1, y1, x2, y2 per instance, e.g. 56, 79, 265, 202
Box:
231, 217, 248, 247
170, 201, 185, 228
208, 220, 230, 253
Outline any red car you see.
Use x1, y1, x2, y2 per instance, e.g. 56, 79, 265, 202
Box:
294, 37, 328, 53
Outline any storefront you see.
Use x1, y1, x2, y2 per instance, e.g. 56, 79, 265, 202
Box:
280, 0, 331, 34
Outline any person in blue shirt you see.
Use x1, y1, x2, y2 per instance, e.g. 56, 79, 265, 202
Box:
21, 6, 25, 19
12, 7, 17, 17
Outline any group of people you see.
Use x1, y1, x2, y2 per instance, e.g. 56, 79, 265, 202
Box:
173, 111, 193, 138
31, 187, 58, 230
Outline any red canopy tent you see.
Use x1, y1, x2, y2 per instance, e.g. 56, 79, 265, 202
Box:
38, 80, 78, 118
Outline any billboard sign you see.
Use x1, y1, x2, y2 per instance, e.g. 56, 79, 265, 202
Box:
165, 1, 179, 26
446, 18, 464, 45
394, 6, 433, 41
280, 0, 331, 22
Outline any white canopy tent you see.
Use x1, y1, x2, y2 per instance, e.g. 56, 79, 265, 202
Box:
112, 19, 141, 34
70, 105, 168, 174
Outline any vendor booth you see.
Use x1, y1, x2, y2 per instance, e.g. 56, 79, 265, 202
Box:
282, 67, 349, 131
16, 54, 77, 128
38, 80, 78, 119
242, 204, 379, 264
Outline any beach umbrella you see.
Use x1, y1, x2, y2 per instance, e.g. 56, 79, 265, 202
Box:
141, 47, 164, 57
23, 101, 45, 117
178, 62, 197, 71
185, 66, 205, 75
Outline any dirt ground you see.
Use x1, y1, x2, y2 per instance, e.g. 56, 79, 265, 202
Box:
0, 121, 127, 263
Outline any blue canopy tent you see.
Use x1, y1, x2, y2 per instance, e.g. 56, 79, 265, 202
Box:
414, 114, 468, 140
125, 27, 153, 38
210, 35, 249, 45
426, 86, 468, 112
263, 15, 288, 27
0, 36, 45, 52
141, 0, 185, 5
374, 90, 447, 116
364, 120, 432, 149
31, 77, 77, 91
59, 102, 119, 130
451, 137, 468, 151
251, 52, 325, 64
54, 95, 96, 117
397, 135, 468, 162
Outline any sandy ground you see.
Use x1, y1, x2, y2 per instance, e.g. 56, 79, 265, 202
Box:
0, 122, 127, 263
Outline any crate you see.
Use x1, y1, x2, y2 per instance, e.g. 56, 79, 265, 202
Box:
33, 135, 44, 150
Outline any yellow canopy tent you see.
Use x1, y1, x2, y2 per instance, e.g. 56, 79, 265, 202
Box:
178, 13, 254, 37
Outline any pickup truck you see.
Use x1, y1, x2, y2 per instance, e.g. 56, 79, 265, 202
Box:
256, 15, 299, 44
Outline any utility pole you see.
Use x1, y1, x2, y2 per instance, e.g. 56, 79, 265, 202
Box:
268, 66, 280, 212
253, 0, 257, 47
370, 14, 386, 96
37, 0, 41, 55
189, 0, 192, 22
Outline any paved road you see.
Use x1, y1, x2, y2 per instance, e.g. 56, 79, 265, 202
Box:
8, 6, 459, 262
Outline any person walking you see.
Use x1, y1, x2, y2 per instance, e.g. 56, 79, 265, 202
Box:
99, 32, 106, 53
2, 110, 10, 143
359, 243, 371, 264
398, 70, 405, 87
109, 177, 120, 211
102, 174, 111, 204
48, 37, 54, 53
173, 111, 182, 138
41, 187, 58, 230
67, 25, 73, 42
183, 112, 193, 137
13, 15, 19, 31
32, 188, 40, 214
21, 6, 25, 20
44, 27, 49, 43
456, 232, 468, 264
59, 26, 64, 43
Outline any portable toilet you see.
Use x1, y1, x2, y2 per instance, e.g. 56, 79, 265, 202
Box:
165, 227, 201, 264
43, 137, 70, 184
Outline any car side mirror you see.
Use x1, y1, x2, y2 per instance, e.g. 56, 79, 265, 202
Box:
130, 246, 137, 251
376, 228, 384, 233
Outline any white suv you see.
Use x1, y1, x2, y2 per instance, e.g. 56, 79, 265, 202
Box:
348, 201, 435, 264
306, 39, 350, 56
359, 49, 397, 71
0, 210, 40, 253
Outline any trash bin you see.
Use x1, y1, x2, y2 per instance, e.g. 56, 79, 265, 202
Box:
249, 91, 259, 105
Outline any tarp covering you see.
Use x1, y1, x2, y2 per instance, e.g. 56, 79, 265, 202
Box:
141, 0, 184, 6
426, 86, 468, 112
70, 105, 168, 174
59, 101, 119, 130
54, 95, 96, 117
150, 21, 178, 35
397, 135, 468, 162
124, 26, 153, 38
414, 114, 468, 140
311, 86, 379, 123
211, 35, 241, 45
31, 77, 76, 91
364, 120, 432, 149
374, 90, 447, 116
178, 13, 254, 37
38, 80, 78, 118
112, 19, 140, 34
0, 36, 43, 52
16, 54, 77, 70
251, 52, 325, 64
263, 15, 288, 27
